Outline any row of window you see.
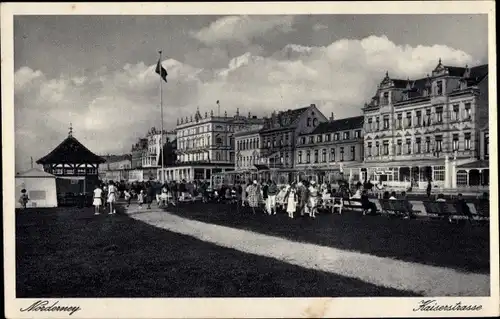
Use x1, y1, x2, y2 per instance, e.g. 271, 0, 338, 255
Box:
237, 138, 260, 151
50, 168, 97, 175
297, 146, 357, 164
380, 80, 447, 105
261, 133, 291, 149
178, 152, 235, 162
299, 130, 362, 145
178, 124, 243, 138
178, 136, 228, 150
366, 103, 472, 132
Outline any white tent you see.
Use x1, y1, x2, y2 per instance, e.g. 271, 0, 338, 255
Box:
15, 168, 58, 208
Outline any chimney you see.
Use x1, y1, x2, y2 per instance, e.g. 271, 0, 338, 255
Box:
330, 112, 335, 121
310, 103, 315, 107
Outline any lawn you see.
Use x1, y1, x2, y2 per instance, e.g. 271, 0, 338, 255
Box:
165, 202, 490, 274
15, 206, 417, 297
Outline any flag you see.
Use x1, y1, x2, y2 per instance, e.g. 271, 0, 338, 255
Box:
155, 59, 168, 82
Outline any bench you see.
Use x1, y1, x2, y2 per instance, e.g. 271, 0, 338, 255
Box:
422, 201, 471, 222
379, 199, 415, 218
322, 197, 344, 214
471, 200, 490, 221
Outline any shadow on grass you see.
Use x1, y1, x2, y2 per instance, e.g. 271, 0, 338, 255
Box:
16, 205, 418, 298
164, 202, 490, 274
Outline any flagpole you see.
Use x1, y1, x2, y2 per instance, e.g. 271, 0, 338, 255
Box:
159, 50, 164, 184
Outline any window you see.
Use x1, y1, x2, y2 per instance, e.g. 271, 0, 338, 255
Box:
77, 168, 85, 175
367, 143, 372, 157
216, 137, 223, 146
367, 118, 373, 132
396, 113, 402, 129
416, 111, 422, 127
383, 141, 389, 156
464, 132, 471, 150
314, 150, 319, 163
436, 107, 443, 123
434, 166, 445, 181
340, 147, 344, 161
322, 149, 327, 162
355, 130, 361, 139
457, 170, 468, 186
375, 142, 380, 156
452, 105, 460, 121
317, 135, 322, 143
396, 139, 402, 155
452, 134, 459, 151
435, 135, 443, 152
406, 112, 412, 128
383, 115, 390, 129
334, 133, 339, 141
405, 138, 412, 154
425, 109, 432, 126
415, 137, 421, 154
313, 118, 319, 126
425, 137, 431, 153
376, 117, 380, 131
272, 137, 277, 147
330, 148, 336, 162
64, 169, 74, 175
307, 118, 312, 127
308, 136, 314, 144
382, 92, 389, 105
349, 146, 355, 160
301, 137, 306, 145
306, 151, 311, 163
343, 132, 350, 140
298, 151, 302, 164
485, 132, 489, 157
54, 168, 63, 175
325, 134, 331, 142
436, 80, 443, 96
464, 103, 472, 120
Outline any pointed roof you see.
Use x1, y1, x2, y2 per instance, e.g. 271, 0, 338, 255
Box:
37, 135, 105, 165
16, 168, 56, 178
308, 115, 364, 134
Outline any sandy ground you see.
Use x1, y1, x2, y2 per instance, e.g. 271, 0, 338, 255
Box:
127, 206, 489, 297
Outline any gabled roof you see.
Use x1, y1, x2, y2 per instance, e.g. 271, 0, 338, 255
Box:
260, 106, 310, 132
308, 116, 364, 134
16, 168, 56, 178
37, 136, 106, 164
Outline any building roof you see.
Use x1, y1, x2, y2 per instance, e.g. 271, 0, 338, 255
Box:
260, 106, 310, 132
16, 168, 56, 178
37, 136, 106, 165
307, 116, 364, 135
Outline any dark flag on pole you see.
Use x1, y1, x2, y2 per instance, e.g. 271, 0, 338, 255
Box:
155, 59, 168, 82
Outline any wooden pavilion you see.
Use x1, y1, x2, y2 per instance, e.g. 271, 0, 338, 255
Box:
36, 124, 105, 195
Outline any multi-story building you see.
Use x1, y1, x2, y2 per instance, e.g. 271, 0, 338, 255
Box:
130, 138, 148, 169
258, 104, 328, 169
161, 108, 264, 182
98, 154, 132, 181
295, 115, 364, 183
141, 127, 176, 168
234, 124, 265, 170
362, 59, 489, 190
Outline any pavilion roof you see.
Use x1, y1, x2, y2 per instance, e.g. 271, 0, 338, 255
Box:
36, 135, 105, 165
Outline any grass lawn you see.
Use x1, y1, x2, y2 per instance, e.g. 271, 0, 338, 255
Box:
16, 206, 417, 297
165, 202, 489, 274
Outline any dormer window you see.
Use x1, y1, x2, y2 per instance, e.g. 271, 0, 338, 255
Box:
382, 92, 389, 105
307, 118, 312, 127
436, 80, 443, 96
317, 135, 322, 143
334, 133, 339, 141
343, 132, 350, 140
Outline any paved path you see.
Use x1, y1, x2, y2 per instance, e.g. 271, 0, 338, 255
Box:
126, 206, 489, 296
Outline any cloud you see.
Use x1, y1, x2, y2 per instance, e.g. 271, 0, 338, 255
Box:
14, 35, 481, 172
191, 15, 295, 45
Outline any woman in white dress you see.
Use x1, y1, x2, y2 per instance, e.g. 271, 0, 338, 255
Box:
93, 184, 103, 215
285, 183, 297, 219
107, 181, 117, 215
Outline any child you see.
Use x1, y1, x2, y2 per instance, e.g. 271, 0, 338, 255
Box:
138, 190, 144, 208
19, 189, 29, 209
93, 185, 103, 215
124, 189, 132, 207
285, 184, 297, 219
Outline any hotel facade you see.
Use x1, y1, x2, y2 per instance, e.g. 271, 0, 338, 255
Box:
159, 108, 264, 182
362, 60, 489, 190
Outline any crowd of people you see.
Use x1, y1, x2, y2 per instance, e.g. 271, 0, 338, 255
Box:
90, 178, 490, 219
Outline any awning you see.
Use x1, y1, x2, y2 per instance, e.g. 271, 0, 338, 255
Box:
362, 159, 444, 168
457, 160, 489, 169
56, 176, 86, 180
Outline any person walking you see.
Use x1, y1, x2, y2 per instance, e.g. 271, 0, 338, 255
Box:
93, 184, 103, 215
266, 180, 278, 215
124, 189, 132, 207
107, 181, 117, 215
426, 178, 432, 198
308, 180, 319, 218
285, 182, 297, 219
246, 180, 261, 214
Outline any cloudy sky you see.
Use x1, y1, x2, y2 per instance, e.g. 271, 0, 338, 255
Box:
14, 14, 488, 171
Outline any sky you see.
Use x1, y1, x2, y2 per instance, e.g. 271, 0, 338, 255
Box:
14, 14, 488, 171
